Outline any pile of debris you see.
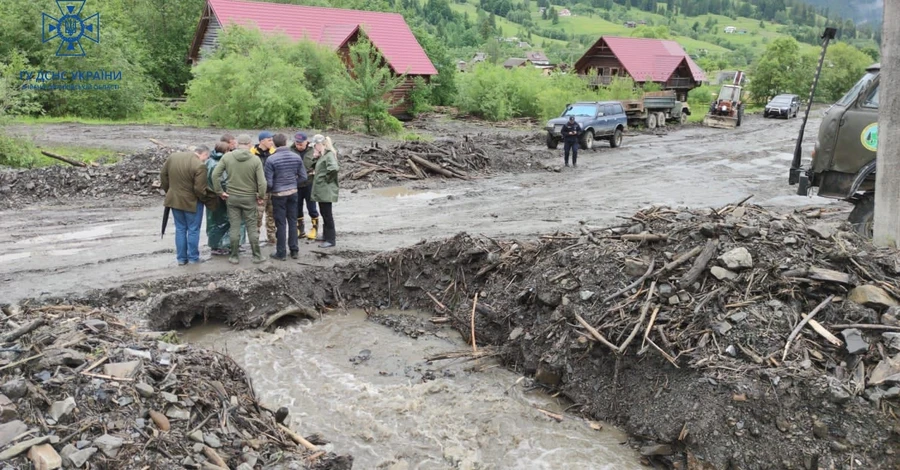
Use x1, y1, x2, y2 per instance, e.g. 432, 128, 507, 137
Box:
340, 203, 900, 468
0, 147, 172, 208
340, 135, 546, 189
0, 302, 351, 469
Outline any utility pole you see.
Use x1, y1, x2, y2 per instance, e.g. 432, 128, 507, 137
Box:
874, 0, 900, 247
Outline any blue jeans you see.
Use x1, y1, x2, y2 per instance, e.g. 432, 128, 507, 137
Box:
172, 201, 204, 263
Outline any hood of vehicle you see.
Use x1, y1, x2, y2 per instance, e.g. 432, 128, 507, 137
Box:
546, 116, 591, 127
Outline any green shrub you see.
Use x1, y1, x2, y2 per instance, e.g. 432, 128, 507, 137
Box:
406, 76, 433, 117
0, 132, 39, 168
688, 85, 719, 108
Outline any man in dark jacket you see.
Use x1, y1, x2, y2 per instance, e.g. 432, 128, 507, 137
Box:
264, 134, 308, 260
160, 146, 214, 265
252, 130, 277, 245
561, 116, 582, 167
290, 133, 319, 239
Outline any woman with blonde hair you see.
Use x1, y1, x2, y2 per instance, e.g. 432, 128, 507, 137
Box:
309, 134, 339, 248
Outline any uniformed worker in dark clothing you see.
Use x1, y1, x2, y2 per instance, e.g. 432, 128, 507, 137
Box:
561, 116, 582, 168
290, 133, 320, 240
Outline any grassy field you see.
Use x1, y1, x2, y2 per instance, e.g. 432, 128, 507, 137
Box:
33, 145, 123, 167
448, 2, 568, 47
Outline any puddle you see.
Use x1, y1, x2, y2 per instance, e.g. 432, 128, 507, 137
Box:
182, 310, 642, 469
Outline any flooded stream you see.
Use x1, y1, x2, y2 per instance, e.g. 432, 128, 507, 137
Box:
182, 310, 642, 469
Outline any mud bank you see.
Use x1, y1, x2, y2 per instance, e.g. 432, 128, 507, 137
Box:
334, 207, 900, 469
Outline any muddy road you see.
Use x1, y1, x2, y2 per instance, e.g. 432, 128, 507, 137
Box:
0, 113, 830, 303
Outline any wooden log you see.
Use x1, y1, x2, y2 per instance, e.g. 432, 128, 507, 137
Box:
574, 313, 619, 353
620, 233, 669, 242
679, 239, 719, 287
406, 158, 426, 179
617, 281, 656, 354
278, 424, 319, 451
807, 319, 842, 347
782, 295, 835, 361
0, 318, 46, 343
828, 324, 900, 331
351, 167, 379, 180
603, 258, 656, 304
657, 246, 704, 276
807, 267, 852, 285
39, 150, 88, 167
202, 446, 228, 469
409, 155, 458, 178
262, 306, 320, 330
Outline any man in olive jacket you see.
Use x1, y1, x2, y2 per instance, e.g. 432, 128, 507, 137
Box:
161, 145, 214, 265
212, 135, 267, 264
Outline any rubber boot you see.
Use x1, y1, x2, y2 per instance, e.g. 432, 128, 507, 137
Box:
306, 218, 319, 240
298, 219, 305, 239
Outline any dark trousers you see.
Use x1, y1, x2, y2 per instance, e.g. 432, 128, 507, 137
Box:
298, 184, 319, 219
319, 202, 336, 244
272, 193, 299, 256
564, 139, 579, 165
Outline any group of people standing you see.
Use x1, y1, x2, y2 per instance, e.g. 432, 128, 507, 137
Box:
160, 131, 340, 266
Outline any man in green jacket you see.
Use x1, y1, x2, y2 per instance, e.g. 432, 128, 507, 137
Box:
161, 146, 214, 265
212, 134, 267, 264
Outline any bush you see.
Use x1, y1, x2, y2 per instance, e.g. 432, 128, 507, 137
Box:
0, 132, 38, 168
688, 85, 719, 108
183, 28, 316, 128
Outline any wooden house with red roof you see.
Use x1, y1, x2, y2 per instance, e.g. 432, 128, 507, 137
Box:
573, 36, 706, 101
188, 0, 438, 116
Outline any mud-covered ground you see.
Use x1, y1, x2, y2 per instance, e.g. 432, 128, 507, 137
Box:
0, 112, 830, 304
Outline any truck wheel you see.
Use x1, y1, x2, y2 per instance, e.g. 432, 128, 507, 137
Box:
657, 112, 667, 127
580, 129, 594, 150
546, 133, 558, 150
848, 194, 875, 238
680, 112, 688, 125
609, 128, 623, 148
646, 114, 657, 129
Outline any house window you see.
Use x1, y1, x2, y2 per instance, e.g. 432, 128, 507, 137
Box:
611, 68, 619, 76
603, 67, 611, 76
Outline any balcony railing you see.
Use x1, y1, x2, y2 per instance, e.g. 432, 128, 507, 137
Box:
665, 77, 695, 88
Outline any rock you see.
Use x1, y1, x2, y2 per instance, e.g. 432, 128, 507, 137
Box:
884, 333, 900, 350
848, 285, 898, 310
783, 236, 798, 245
28, 443, 61, 470
536, 290, 561, 307
67, 447, 96, 468
737, 226, 760, 238
0, 420, 28, 448
579, 290, 594, 301
884, 311, 900, 327
841, 329, 869, 355
729, 311, 748, 323
49, 397, 76, 422
865, 388, 885, 404
827, 379, 851, 404
237, 463, 254, 470
103, 361, 141, 379
657, 283, 673, 295
81, 319, 108, 332
624, 258, 649, 277
640, 444, 674, 456
157, 341, 186, 353
149, 410, 170, 431
699, 223, 718, 238
710, 267, 738, 281
1, 378, 28, 399
776, 416, 790, 433
0, 394, 17, 421
731, 206, 746, 219
38, 349, 86, 368
165, 406, 190, 420
534, 367, 560, 387
24, 182, 35, 191
123, 348, 152, 361
719, 247, 753, 270
188, 430, 204, 443
712, 321, 733, 335
885, 387, 900, 399
509, 327, 524, 341
192, 442, 204, 453
135, 382, 155, 398
725, 345, 736, 356
0, 436, 52, 460
161, 392, 178, 403
812, 420, 828, 439
59, 444, 77, 466
868, 353, 900, 386
93, 434, 124, 458
668, 295, 680, 305
808, 222, 839, 240
204, 433, 222, 448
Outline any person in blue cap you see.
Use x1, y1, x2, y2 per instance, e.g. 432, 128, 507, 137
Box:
251, 131, 277, 244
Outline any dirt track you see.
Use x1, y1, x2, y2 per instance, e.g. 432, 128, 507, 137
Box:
0, 113, 833, 303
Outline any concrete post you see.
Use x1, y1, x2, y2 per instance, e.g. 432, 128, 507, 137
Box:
874, 0, 900, 247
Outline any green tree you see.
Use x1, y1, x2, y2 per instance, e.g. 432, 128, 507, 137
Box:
819, 43, 874, 101
338, 37, 404, 135
749, 37, 811, 103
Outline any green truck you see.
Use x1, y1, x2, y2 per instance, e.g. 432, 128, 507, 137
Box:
789, 28, 879, 236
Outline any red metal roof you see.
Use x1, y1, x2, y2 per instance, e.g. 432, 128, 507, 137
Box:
207, 0, 437, 75
579, 36, 706, 82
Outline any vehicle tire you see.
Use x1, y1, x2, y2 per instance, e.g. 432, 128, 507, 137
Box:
646, 113, 657, 129
580, 129, 594, 150
680, 111, 689, 125
546, 133, 558, 149
657, 112, 667, 127
609, 128, 623, 148
848, 194, 875, 238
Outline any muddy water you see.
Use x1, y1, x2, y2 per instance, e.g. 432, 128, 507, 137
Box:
182, 310, 642, 469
